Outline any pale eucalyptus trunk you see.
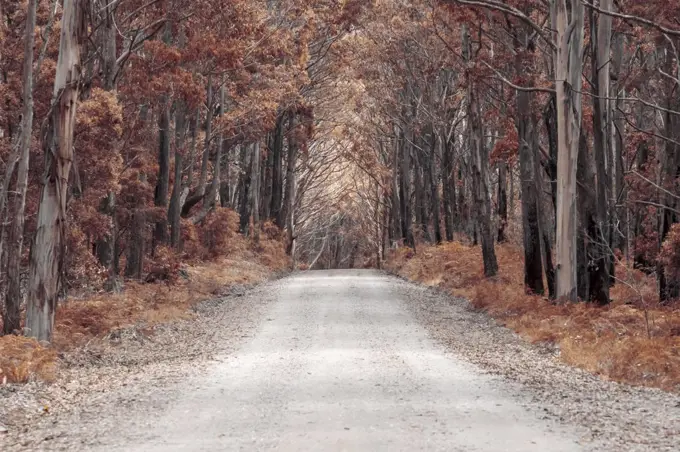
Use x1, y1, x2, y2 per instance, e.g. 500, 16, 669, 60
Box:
553, 0, 585, 301
26, 0, 87, 342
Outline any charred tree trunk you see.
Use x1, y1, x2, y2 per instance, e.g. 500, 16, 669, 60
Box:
26, 0, 87, 341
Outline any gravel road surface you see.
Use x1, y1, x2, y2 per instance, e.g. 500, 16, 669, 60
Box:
2, 270, 678, 451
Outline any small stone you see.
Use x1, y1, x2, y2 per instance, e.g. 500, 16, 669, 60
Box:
0, 423, 8, 434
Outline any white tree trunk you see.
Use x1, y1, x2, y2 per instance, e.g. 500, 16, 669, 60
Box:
554, 0, 585, 301
26, 0, 87, 342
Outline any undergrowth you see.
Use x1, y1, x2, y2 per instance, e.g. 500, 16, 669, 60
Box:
0, 212, 290, 384
386, 241, 680, 392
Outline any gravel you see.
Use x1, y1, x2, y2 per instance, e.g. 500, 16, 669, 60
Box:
1, 271, 678, 451
393, 276, 680, 452
0, 281, 278, 451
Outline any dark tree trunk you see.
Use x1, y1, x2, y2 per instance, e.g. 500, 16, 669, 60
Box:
658, 84, 680, 302
589, 9, 611, 304
516, 89, 544, 295
270, 112, 285, 226
465, 24, 497, 277
391, 134, 401, 245
154, 100, 171, 246
497, 162, 508, 243
169, 105, 186, 249
125, 209, 145, 279
399, 129, 414, 248
428, 133, 442, 243
441, 134, 454, 241
238, 145, 253, 233
281, 111, 299, 236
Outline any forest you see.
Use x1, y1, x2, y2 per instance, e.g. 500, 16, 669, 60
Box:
1, 0, 679, 390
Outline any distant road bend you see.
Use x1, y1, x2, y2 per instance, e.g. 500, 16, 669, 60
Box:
96, 270, 583, 451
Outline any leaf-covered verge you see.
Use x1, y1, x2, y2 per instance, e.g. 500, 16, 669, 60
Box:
0, 213, 289, 385
387, 241, 680, 392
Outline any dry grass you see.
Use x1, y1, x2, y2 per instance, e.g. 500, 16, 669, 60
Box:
0, 336, 57, 384
386, 241, 680, 392
0, 232, 289, 384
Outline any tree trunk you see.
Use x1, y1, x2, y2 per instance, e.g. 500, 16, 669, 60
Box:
238, 145, 252, 233
497, 162, 508, 243
3, 0, 37, 335
399, 128, 414, 248
465, 26, 497, 277
250, 142, 261, 243
516, 89, 544, 295
270, 112, 285, 226
391, 133, 402, 245
441, 134, 454, 241
169, 105, 186, 249
282, 111, 299, 239
588, 2, 612, 304
154, 99, 171, 245
192, 85, 225, 225
26, 0, 87, 342
197, 76, 213, 197
554, 0, 585, 301
125, 209, 145, 279
429, 133, 442, 244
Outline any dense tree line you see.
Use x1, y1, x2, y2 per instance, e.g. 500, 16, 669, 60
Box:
310, 0, 680, 306
2, 0, 679, 342
0, 0, 363, 341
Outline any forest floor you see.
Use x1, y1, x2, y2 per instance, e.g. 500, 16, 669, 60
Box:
0, 270, 678, 451
385, 241, 680, 392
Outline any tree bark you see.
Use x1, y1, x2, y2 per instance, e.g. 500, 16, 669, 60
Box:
154, 99, 171, 245
441, 133, 454, 241
497, 162, 508, 243
554, 0, 585, 301
250, 142, 261, 243
270, 112, 285, 226
125, 209, 145, 279
588, 1, 612, 304
516, 87, 544, 295
26, 0, 87, 342
399, 128, 414, 248
282, 111, 299, 239
464, 26, 497, 277
3, 0, 37, 335
169, 105, 186, 249
428, 133, 442, 244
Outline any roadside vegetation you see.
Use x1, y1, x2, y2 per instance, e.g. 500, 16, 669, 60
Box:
387, 241, 680, 392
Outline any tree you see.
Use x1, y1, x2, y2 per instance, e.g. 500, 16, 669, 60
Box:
26, 0, 88, 341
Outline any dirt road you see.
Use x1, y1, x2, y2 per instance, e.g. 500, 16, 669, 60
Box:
3, 271, 678, 451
